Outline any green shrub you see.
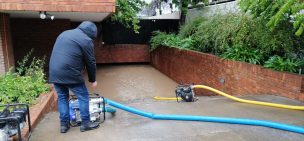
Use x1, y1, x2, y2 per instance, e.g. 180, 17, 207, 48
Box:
178, 13, 300, 65
150, 31, 173, 51
179, 17, 206, 38
176, 36, 200, 51
221, 45, 264, 65
192, 14, 295, 57
0, 51, 49, 104
150, 13, 304, 74
192, 14, 257, 55
264, 55, 304, 73
239, 0, 304, 36
150, 31, 199, 51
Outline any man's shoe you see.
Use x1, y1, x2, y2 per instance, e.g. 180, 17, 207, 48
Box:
60, 124, 70, 133
80, 122, 100, 132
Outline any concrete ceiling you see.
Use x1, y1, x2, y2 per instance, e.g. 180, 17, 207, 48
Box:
2, 11, 111, 22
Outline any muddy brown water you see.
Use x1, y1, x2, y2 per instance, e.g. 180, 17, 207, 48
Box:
86, 64, 177, 101
30, 64, 304, 141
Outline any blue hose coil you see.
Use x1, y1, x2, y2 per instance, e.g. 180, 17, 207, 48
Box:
105, 98, 304, 134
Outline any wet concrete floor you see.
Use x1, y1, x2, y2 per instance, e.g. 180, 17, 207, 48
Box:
30, 65, 304, 141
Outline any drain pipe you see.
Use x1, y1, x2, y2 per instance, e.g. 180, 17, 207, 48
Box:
104, 98, 304, 134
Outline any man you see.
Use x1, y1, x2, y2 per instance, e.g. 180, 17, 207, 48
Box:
49, 21, 99, 133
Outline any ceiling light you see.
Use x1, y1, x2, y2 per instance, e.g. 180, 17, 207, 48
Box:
39, 11, 55, 20
39, 11, 46, 19
50, 15, 55, 20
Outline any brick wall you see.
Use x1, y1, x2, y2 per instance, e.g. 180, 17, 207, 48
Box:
151, 47, 304, 101
11, 18, 71, 71
95, 44, 150, 63
0, 13, 14, 75
0, 0, 115, 13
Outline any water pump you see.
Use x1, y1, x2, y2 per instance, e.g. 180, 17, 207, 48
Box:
175, 85, 198, 102
69, 94, 116, 127
0, 103, 31, 141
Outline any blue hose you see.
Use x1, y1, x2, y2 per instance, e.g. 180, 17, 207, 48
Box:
102, 106, 117, 113
105, 98, 304, 134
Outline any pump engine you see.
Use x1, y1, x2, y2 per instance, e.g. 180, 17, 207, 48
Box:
0, 104, 31, 141
69, 94, 116, 126
175, 85, 198, 102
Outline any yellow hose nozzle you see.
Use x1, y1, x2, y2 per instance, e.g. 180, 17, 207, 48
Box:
153, 96, 182, 101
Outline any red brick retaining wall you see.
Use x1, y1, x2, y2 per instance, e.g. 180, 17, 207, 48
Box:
95, 44, 150, 64
151, 47, 304, 101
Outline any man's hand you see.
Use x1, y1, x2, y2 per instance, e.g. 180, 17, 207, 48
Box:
91, 81, 98, 88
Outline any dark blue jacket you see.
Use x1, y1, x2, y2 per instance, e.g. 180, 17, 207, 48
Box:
49, 21, 97, 84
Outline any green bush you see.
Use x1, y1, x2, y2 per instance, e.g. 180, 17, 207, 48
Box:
150, 13, 304, 74
191, 14, 295, 57
150, 31, 172, 51
264, 56, 304, 74
239, 0, 304, 36
150, 31, 199, 51
221, 45, 264, 65
0, 51, 49, 104
179, 17, 206, 38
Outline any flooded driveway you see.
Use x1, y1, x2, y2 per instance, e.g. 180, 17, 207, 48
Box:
30, 65, 304, 141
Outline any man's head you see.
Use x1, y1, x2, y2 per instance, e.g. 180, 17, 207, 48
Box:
77, 21, 97, 39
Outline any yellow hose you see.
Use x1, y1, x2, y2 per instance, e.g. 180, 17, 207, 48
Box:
153, 96, 182, 101
193, 85, 304, 110
154, 84, 304, 110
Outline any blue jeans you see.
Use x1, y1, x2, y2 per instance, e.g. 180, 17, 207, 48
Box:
53, 83, 90, 125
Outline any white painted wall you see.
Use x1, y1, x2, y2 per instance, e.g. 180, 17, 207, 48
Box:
186, 1, 239, 23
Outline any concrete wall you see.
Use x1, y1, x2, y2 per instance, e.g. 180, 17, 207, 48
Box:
151, 47, 304, 101
0, 13, 14, 74
186, 1, 239, 22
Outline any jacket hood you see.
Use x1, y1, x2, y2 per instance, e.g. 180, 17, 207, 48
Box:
77, 21, 97, 39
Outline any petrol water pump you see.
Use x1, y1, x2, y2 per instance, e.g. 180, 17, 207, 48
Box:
69, 94, 116, 127
0, 103, 31, 141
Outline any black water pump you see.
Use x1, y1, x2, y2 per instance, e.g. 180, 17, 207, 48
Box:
0, 103, 31, 141
175, 85, 197, 102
